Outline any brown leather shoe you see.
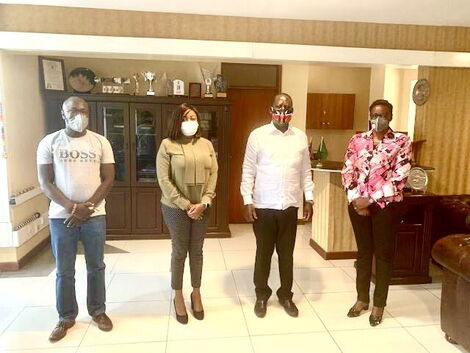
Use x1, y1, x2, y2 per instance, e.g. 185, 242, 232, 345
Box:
92, 313, 113, 331
49, 320, 75, 342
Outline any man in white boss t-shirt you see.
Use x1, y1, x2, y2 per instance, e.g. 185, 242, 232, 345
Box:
37, 97, 115, 342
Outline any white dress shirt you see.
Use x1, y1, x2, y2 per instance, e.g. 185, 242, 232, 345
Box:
240, 122, 314, 210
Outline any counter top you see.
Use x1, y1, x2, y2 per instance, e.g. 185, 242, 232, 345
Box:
311, 161, 435, 173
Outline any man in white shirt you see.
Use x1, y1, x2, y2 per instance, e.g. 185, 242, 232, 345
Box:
37, 97, 115, 342
240, 93, 314, 318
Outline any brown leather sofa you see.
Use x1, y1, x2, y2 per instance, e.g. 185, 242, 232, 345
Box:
432, 195, 470, 246
432, 234, 470, 350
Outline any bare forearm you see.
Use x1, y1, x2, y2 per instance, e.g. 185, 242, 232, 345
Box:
86, 179, 113, 205
40, 182, 74, 212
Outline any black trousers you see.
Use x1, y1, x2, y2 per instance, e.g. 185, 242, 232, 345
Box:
253, 207, 298, 301
348, 202, 403, 307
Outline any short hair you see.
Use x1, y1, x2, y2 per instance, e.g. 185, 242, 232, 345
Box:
272, 93, 293, 110
369, 99, 393, 116
166, 103, 202, 140
62, 96, 88, 111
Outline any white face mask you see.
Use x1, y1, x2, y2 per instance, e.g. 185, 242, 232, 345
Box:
181, 120, 199, 137
66, 113, 89, 133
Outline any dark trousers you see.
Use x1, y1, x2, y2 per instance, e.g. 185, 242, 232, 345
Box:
348, 202, 403, 307
253, 207, 298, 301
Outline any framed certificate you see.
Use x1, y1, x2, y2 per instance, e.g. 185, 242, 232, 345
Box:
39, 57, 66, 91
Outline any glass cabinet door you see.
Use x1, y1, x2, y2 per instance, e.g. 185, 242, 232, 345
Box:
97, 102, 130, 186
130, 104, 162, 186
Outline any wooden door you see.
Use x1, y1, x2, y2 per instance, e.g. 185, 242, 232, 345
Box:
228, 88, 278, 223
306, 93, 355, 130
132, 187, 162, 234
105, 186, 132, 236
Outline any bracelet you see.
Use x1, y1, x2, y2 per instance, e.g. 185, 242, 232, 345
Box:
71, 203, 77, 215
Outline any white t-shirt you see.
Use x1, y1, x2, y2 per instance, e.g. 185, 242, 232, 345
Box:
37, 129, 115, 218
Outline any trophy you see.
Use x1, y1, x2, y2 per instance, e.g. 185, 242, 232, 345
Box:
213, 74, 228, 98
141, 71, 157, 96
112, 77, 131, 94
132, 73, 140, 95
199, 63, 218, 98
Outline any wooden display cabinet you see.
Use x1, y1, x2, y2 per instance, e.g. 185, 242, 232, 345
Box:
42, 92, 231, 239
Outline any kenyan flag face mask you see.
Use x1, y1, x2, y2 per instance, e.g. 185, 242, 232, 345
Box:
271, 107, 293, 125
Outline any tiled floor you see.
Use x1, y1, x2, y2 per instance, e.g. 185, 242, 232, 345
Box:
0, 224, 467, 353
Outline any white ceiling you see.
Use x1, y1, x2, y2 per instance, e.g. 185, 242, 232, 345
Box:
1, 0, 470, 27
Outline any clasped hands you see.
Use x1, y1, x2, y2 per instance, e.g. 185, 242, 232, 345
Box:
352, 197, 372, 216
187, 203, 207, 220
64, 202, 95, 228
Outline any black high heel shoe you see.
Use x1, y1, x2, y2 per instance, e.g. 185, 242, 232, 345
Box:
369, 307, 384, 326
347, 302, 369, 318
190, 292, 204, 320
173, 299, 188, 324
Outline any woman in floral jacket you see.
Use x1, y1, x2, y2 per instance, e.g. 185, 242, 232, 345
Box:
341, 99, 412, 327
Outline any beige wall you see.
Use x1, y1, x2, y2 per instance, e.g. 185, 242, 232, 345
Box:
307, 65, 371, 162
2, 53, 46, 194
58, 56, 220, 96
0, 52, 49, 263
384, 67, 418, 132
281, 64, 309, 132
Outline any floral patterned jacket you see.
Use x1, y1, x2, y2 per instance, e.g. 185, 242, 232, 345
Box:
341, 129, 412, 209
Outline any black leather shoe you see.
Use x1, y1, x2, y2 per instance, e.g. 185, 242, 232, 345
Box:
279, 298, 299, 317
254, 299, 267, 318
174, 299, 188, 324
92, 313, 113, 331
190, 292, 204, 320
49, 320, 75, 342
369, 314, 383, 326
347, 302, 369, 318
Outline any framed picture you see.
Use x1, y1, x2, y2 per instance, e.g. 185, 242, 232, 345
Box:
189, 82, 202, 98
39, 56, 66, 92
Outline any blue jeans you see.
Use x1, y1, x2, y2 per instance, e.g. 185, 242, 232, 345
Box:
50, 216, 107, 321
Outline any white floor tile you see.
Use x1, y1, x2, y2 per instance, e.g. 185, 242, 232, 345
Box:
0, 305, 23, 335
112, 253, 171, 273
182, 270, 238, 298
340, 267, 357, 280
107, 273, 172, 302
220, 234, 257, 251
167, 297, 248, 341
80, 301, 169, 346
77, 342, 167, 353
201, 251, 227, 271
427, 288, 442, 299
0, 306, 90, 351
295, 235, 313, 249
293, 249, 333, 268
112, 239, 172, 253
3, 348, 77, 353
386, 289, 441, 326
232, 269, 302, 297
294, 267, 355, 294
167, 336, 253, 353
330, 259, 356, 268
203, 238, 222, 252
223, 250, 278, 270
306, 292, 400, 331
406, 325, 468, 353
240, 295, 326, 336
251, 332, 341, 353
331, 327, 429, 353
0, 277, 50, 307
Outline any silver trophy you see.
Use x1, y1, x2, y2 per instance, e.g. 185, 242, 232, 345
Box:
141, 71, 157, 96
199, 63, 218, 98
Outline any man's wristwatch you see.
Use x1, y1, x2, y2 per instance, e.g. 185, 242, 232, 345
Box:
203, 203, 210, 209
